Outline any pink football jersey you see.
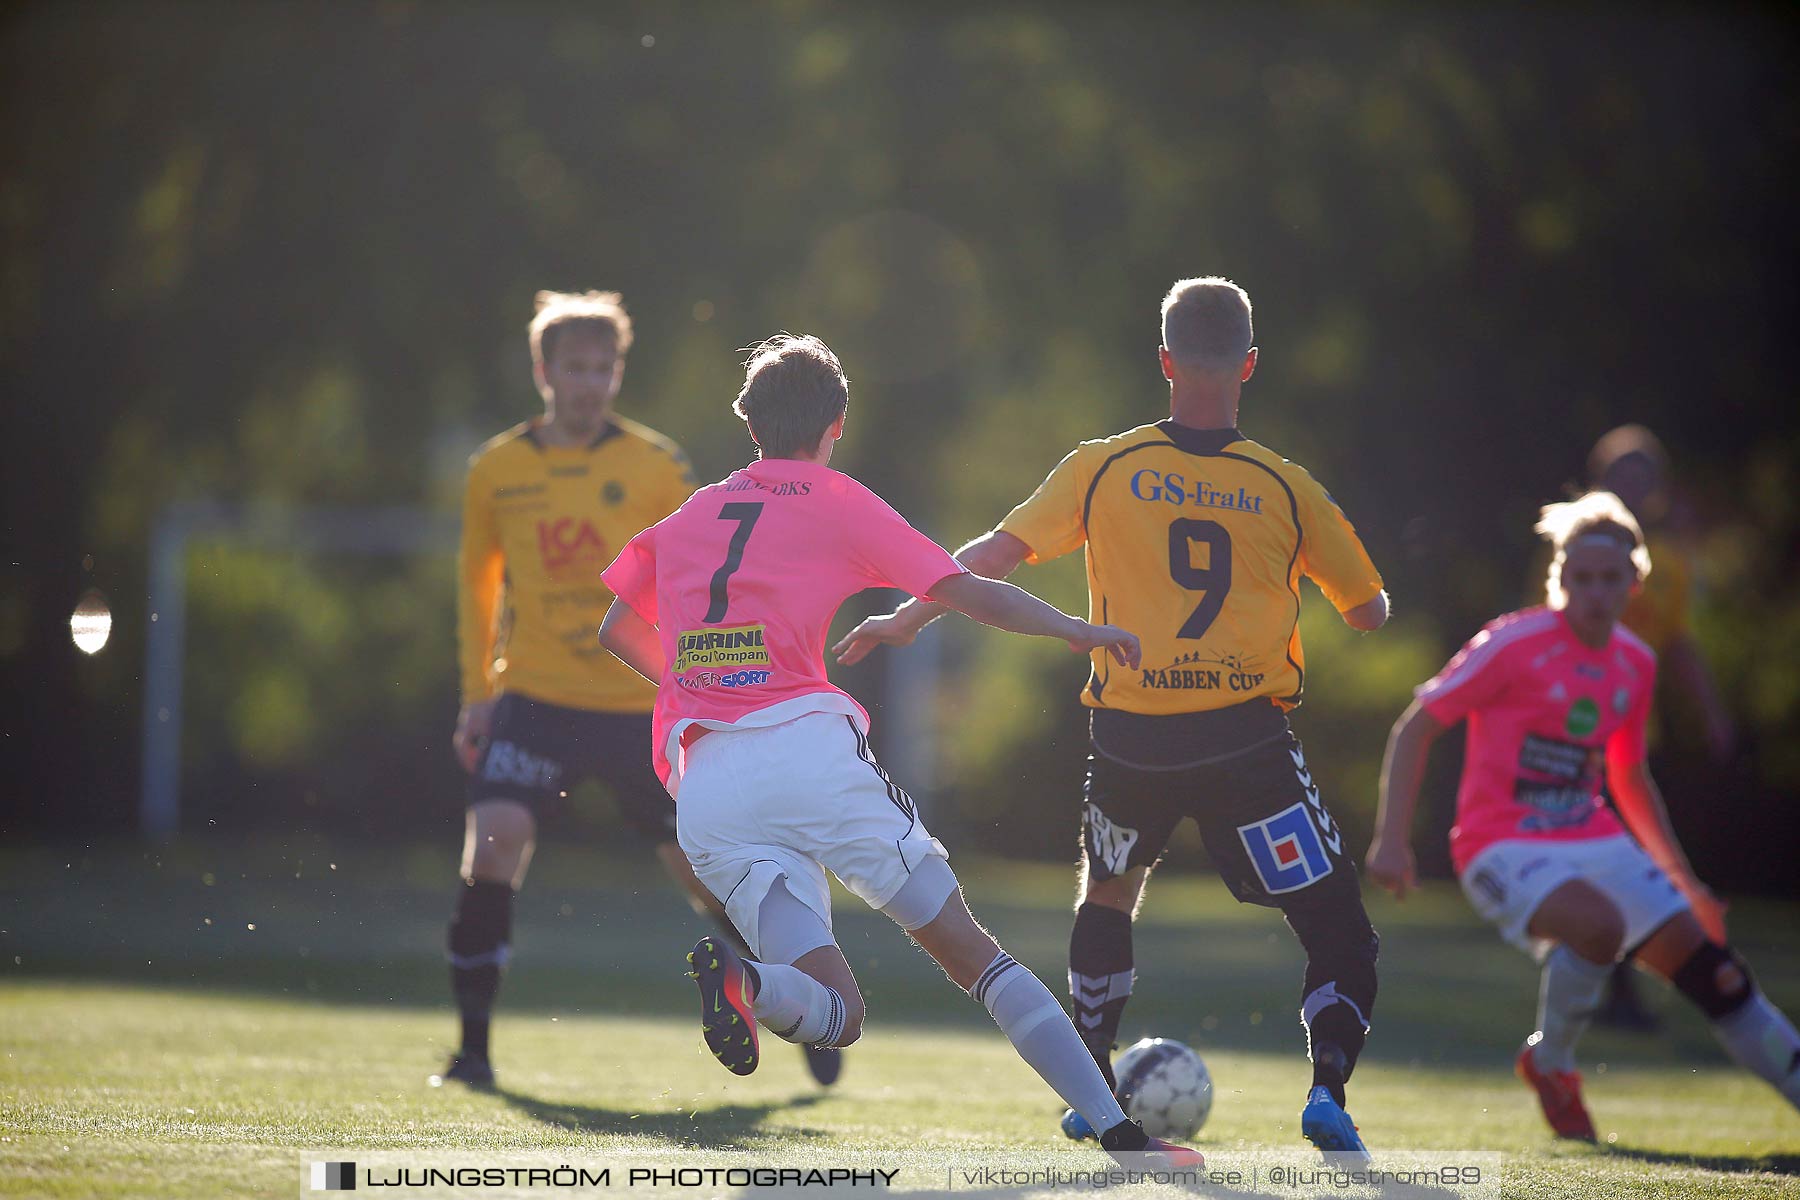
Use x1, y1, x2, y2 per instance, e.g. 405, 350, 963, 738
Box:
1416, 606, 1656, 874
601, 457, 965, 793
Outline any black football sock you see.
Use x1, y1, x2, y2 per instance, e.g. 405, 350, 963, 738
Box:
1069, 901, 1135, 1089
1309, 1036, 1351, 1108
1285, 883, 1379, 1108
448, 879, 514, 1060
1306, 1007, 1364, 1108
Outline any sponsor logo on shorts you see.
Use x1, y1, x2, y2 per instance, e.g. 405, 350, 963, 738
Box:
674, 624, 769, 673
1470, 867, 1507, 906
1083, 803, 1139, 877
481, 740, 562, 788
1238, 801, 1333, 895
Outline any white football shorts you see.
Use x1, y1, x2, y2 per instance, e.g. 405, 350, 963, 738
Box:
1458, 833, 1689, 960
675, 711, 950, 961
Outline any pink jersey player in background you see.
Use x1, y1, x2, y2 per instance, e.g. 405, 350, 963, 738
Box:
1367, 491, 1800, 1140
596, 334, 1199, 1166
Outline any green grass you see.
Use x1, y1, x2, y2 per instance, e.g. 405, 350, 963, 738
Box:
2, 840, 1798, 1197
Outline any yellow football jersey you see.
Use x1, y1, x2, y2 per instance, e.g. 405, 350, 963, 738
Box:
459, 416, 696, 712
1621, 532, 1689, 655
1000, 421, 1383, 715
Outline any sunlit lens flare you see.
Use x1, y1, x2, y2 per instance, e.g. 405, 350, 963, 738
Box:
70, 590, 112, 655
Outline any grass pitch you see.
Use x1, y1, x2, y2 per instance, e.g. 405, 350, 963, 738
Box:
2, 841, 1797, 1197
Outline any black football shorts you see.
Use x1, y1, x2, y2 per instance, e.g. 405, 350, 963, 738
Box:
1081, 716, 1356, 909
468, 692, 675, 841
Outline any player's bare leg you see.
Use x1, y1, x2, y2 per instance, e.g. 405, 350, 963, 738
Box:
1513, 879, 1623, 1139
1636, 910, 1800, 1109
438, 799, 536, 1087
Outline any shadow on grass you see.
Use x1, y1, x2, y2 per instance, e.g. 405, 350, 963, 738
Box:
494, 1087, 830, 1147
1603, 1143, 1800, 1176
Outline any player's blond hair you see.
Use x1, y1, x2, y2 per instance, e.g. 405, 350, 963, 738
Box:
529, 290, 634, 366
732, 334, 848, 459
1161, 277, 1254, 373
1536, 490, 1653, 609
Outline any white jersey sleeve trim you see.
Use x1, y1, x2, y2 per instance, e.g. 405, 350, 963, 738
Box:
1612, 623, 1656, 662
1416, 609, 1559, 706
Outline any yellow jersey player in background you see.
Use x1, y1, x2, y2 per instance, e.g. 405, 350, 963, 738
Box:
442, 290, 841, 1088
837, 277, 1389, 1154
1584, 424, 1737, 1034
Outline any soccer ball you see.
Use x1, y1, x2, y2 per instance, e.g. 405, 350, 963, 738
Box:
1114, 1037, 1213, 1140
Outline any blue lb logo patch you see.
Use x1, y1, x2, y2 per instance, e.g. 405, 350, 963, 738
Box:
1238, 801, 1334, 895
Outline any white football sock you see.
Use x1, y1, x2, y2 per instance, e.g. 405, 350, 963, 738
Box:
1712, 990, 1800, 1108
1533, 945, 1610, 1072
974, 951, 1129, 1134
749, 961, 847, 1046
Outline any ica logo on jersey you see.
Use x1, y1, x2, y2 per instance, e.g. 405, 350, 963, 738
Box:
536, 518, 611, 583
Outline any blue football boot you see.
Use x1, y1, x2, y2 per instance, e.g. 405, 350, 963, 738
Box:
1301, 1085, 1369, 1160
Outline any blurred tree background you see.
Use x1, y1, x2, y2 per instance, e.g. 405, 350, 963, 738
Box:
2, 2, 1795, 890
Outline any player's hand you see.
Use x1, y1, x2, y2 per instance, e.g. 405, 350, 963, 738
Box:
833, 613, 918, 665
1364, 836, 1417, 901
1675, 873, 1729, 943
453, 698, 498, 773
1069, 622, 1141, 669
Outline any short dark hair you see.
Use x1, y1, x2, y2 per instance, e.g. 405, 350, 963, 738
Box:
732, 335, 849, 459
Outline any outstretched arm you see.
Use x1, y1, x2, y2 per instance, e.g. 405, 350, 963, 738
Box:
1342, 590, 1390, 632
598, 599, 666, 684
1367, 698, 1444, 900
833, 529, 1032, 664
925, 571, 1140, 668
1609, 757, 1727, 940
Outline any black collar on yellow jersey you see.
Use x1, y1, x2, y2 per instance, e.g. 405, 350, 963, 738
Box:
1155, 420, 1242, 456
523, 418, 624, 452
